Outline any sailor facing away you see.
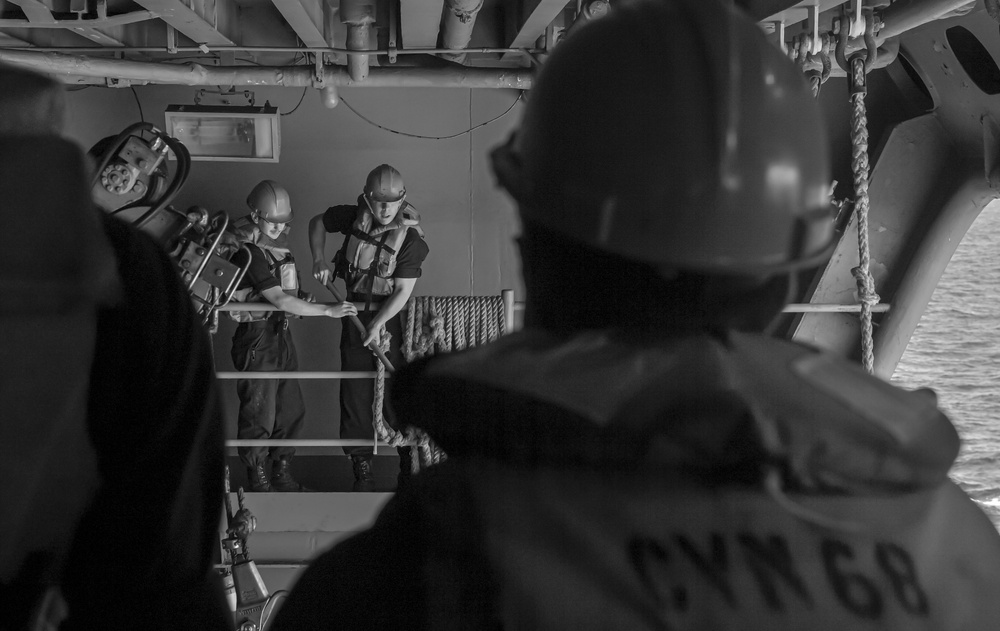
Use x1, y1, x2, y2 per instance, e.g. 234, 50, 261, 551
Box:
271, 1, 1000, 629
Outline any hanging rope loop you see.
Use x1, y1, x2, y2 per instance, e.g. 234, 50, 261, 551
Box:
797, 33, 833, 98
835, 8, 878, 79
371, 325, 412, 448
844, 16, 880, 375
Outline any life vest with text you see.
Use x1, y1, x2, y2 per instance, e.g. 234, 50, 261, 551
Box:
395, 330, 1000, 630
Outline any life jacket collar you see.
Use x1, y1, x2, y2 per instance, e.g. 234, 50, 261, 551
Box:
412, 330, 959, 494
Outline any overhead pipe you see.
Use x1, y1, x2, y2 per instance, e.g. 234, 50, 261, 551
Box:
441, 0, 485, 64
0, 49, 534, 89
875, 0, 976, 42
341, 0, 375, 82
9, 44, 541, 56
841, 0, 976, 56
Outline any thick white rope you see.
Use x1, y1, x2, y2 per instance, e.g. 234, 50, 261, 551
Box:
848, 54, 880, 374
396, 295, 507, 470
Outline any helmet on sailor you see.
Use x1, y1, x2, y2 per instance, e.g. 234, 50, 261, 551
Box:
247, 180, 293, 224
364, 164, 406, 204
363, 164, 407, 225
490, 0, 834, 276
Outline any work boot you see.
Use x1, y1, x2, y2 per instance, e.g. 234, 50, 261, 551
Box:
271, 457, 307, 492
351, 455, 375, 492
247, 463, 272, 492
396, 447, 413, 491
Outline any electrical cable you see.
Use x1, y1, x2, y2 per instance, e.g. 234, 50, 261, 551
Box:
281, 87, 308, 116
339, 91, 523, 139
280, 52, 310, 116
129, 86, 144, 123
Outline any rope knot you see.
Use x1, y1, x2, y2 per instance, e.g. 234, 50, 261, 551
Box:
851, 266, 880, 306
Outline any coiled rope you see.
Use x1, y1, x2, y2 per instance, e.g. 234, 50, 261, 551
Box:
369, 295, 507, 471
403, 295, 506, 358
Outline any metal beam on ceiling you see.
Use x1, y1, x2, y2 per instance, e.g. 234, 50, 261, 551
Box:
0, 48, 535, 88
6, 0, 55, 24
130, 0, 234, 46
68, 24, 124, 46
0, 11, 159, 29
0, 32, 32, 46
5, 0, 124, 46
501, 0, 566, 62
738, 0, 812, 21
271, 0, 326, 47
758, 0, 842, 27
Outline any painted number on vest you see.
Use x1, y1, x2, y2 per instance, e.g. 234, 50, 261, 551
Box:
629, 532, 929, 619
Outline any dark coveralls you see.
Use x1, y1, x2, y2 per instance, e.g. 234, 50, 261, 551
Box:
321, 202, 428, 457
231, 244, 306, 468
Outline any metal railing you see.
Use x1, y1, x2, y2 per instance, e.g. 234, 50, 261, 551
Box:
218, 292, 883, 452
218, 291, 516, 453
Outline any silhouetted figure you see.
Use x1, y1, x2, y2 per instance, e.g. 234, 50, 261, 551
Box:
0, 63, 233, 631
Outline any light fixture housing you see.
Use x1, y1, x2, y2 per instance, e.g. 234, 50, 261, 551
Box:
163, 104, 281, 162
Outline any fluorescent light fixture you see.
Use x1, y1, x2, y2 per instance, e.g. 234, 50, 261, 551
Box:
163, 104, 281, 162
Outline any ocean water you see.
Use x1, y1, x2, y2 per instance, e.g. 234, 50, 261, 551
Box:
891, 202, 1000, 529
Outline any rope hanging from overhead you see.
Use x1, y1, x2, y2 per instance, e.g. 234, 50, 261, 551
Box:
795, 33, 832, 98
369, 295, 508, 471
838, 10, 881, 374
